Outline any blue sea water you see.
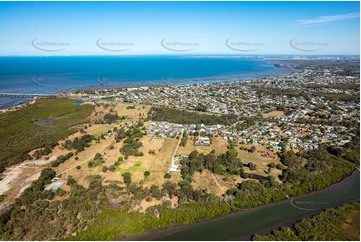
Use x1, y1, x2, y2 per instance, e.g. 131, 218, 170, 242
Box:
0, 56, 291, 109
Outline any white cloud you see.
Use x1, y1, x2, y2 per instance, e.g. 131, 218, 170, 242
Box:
297, 12, 359, 26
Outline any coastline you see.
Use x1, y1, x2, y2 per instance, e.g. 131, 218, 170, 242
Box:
0, 59, 298, 112
0, 97, 36, 114
117, 169, 360, 241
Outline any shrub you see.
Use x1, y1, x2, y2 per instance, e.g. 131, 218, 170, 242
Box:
102, 165, 108, 172
108, 165, 116, 172
249, 162, 257, 170
144, 171, 150, 178
162, 200, 172, 208
248, 146, 256, 153
122, 172, 132, 185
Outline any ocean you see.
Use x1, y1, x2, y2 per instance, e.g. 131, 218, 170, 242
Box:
0, 56, 292, 109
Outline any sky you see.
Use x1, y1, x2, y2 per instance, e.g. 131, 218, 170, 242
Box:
0, 1, 359, 55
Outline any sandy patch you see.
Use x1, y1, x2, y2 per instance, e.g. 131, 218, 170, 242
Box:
262, 111, 285, 117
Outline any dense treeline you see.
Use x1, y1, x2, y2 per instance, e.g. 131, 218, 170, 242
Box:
225, 149, 355, 210
71, 179, 226, 240
180, 147, 244, 180
0, 174, 104, 240
252, 202, 360, 241
17, 168, 56, 206
180, 140, 264, 180
120, 137, 143, 159
327, 134, 360, 165
304, 83, 360, 91
62, 134, 94, 152
148, 106, 238, 125
119, 127, 145, 159
0, 98, 93, 173
103, 113, 125, 124
51, 152, 74, 167
253, 86, 359, 102
33, 145, 55, 159
72, 200, 231, 241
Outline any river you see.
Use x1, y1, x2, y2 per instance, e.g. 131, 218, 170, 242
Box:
130, 169, 359, 241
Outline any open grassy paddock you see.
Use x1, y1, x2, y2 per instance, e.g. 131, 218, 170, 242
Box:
176, 136, 228, 156
236, 144, 283, 182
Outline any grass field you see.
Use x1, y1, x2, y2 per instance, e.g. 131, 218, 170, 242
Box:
192, 170, 230, 196
145, 137, 181, 187
0, 98, 94, 170
48, 103, 152, 189
113, 103, 150, 123
236, 144, 283, 181
176, 136, 228, 156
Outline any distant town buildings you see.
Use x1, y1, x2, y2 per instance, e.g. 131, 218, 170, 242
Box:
68, 66, 359, 151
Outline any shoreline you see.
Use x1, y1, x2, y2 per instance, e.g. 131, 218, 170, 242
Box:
117, 169, 360, 241
0, 97, 36, 114
0, 62, 298, 112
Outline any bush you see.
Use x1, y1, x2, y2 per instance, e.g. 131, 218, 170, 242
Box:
51, 152, 74, 167
144, 171, 150, 178
67, 176, 76, 186
56, 188, 66, 197
248, 146, 256, 153
76, 165, 81, 170
108, 165, 116, 172
164, 173, 172, 179
122, 172, 132, 185
102, 165, 108, 172
162, 200, 172, 208
249, 162, 257, 170
241, 173, 248, 178
103, 113, 121, 124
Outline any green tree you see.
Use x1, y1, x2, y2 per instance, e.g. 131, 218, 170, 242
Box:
164, 173, 171, 179
249, 146, 256, 153
122, 172, 132, 185
144, 171, 150, 179
102, 165, 108, 172
108, 165, 116, 172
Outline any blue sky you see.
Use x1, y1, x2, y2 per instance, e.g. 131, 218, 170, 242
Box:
0, 1, 359, 55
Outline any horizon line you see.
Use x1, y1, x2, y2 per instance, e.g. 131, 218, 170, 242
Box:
0, 54, 359, 57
